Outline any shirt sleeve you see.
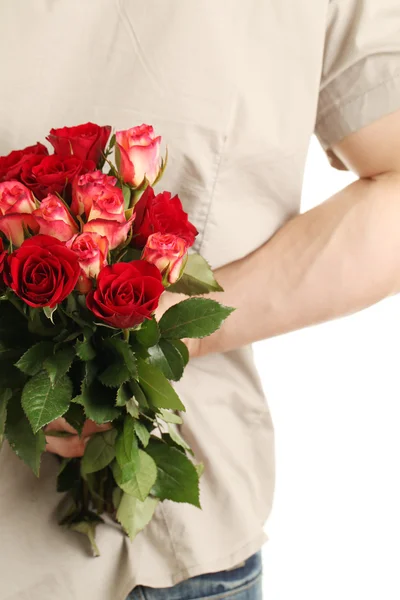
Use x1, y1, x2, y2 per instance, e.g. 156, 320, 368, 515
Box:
314, 0, 400, 170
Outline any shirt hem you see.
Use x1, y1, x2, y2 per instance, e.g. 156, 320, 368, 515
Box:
118, 529, 269, 600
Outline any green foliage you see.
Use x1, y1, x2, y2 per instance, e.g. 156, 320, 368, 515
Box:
113, 449, 158, 501
159, 297, 235, 339
75, 338, 96, 361
168, 252, 224, 295
81, 429, 118, 475
146, 438, 201, 507
5, 395, 46, 476
0, 388, 12, 450
116, 492, 159, 541
44, 346, 75, 386
15, 341, 54, 376
137, 357, 185, 411
77, 379, 120, 424
115, 417, 139, 484
21, 372, 72, 433
133, 420, 150, 448
147, 339, 184, 381
135, 318, 160, 348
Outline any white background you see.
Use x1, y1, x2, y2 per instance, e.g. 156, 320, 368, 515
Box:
254, 136, 400, 599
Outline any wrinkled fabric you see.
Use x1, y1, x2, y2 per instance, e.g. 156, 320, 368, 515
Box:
1, 1, 400, 599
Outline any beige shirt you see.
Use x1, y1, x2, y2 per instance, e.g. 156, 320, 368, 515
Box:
1, 1, 399, 599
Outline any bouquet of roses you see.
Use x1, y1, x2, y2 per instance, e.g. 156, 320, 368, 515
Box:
0, 122, 233, 555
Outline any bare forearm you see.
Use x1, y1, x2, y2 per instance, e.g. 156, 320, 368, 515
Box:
198, 172, 400, 356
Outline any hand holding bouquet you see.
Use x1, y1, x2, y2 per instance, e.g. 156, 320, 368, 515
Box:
0, 122, 233, 555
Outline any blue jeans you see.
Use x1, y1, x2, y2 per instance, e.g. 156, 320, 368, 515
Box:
126, 549, 263, 600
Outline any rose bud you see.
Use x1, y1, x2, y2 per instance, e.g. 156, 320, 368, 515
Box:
46, 122, 112, 165
83, 213, 135, 250
66, 232, 109, 279
0, 181, 39, 247
0, 214, 39, 248
131, 186, 198, 249
32, 194, 79, 242
0, 181, 36, 215
86, 185, 125, 223
115, 124, 161, 188
142, 233, 188, 285
7, 234, 81, 308
0, 142, 48, 183
86, 260, 164, 329
21, 154, 96, 201
71, 170, 117, 217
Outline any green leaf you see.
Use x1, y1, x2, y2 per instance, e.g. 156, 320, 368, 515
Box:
169, 339, 189, 367
43, 305, 58, 324
137, 357, 185, 411
166, 423, 192, 454
159, 297, 235, 339
116, 492, 159, 541
15, 341, 54, 376
147, 339, 184, 381
79, 379, 120, 424
167, 253, 224, 295
75, 338, 96, 361
115, 417, 139, 484
5, 395, 46, 476
126, 398, 140, 418
0, 388, 12, 450
113, 449, 158, 501
63, 402, 86, 436
195, 462, 205, 478
133, 420, 150, 448
129, 379, 148, 409
104, 338, 138, 379
158, 408, 183, 425
98, 363, 130, 388
44, 346, 75, 386
146, 439, 201, 507
81, 429, 118, 475
116, 383, 131, 407
135, 318, 160, 348
21, 372, 72, 433
122, 184, 131, 210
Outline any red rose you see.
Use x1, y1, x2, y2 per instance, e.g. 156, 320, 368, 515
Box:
132, 186, 198, 249
86, 260, 164, 329
0, 142, 48, 182
47, 122, 111, 165
7, 234, 81, 308
21, 155, 96, 200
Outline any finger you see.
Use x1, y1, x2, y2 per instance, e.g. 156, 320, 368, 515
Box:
43, 417, 78, 435
81, 419, 113, 437
45, 434, 90, 458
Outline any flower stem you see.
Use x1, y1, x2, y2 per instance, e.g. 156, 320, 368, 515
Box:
122, 329, 130, 342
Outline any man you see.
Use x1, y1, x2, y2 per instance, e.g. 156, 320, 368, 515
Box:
0, 1, 399, 599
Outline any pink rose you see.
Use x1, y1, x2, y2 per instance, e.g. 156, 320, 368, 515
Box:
116, 124, 161, 187
0, 181, 36, 215
142, 233, 188, 284
71, 170, 117, 217
66, 232, 109, 279
32, 194, 79, 242
0, 214, 39, 248
0, 181, 39, 247
86, 184, 126, 224
83, 213, 135, 251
